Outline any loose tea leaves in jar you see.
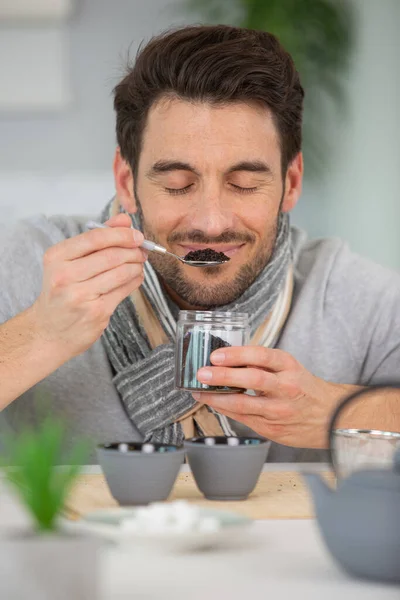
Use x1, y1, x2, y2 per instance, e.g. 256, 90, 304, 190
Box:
179, 329, 244, 393
175, 311, 249, 394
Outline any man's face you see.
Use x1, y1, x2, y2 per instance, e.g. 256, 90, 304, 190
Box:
117, 97, 302, 307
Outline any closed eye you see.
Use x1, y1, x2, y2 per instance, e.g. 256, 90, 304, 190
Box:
165, 183, 258, 195
230, 183, 258, 194
165, 184, 193, 196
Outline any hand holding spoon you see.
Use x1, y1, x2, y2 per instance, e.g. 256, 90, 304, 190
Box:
85, 221, 229, 268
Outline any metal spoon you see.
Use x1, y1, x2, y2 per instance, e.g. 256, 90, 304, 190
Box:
85, 221, 229, 268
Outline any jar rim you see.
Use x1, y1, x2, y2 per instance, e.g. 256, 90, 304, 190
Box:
178, 310, 248, 322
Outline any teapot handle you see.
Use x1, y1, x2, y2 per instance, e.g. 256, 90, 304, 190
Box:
327, 382, 400, 475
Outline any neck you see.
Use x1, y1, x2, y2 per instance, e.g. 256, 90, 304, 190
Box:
162, 281, 208, 311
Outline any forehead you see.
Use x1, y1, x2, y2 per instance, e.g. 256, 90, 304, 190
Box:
139, 96, 281, 169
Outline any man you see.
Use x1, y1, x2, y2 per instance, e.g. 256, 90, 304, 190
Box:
1, 25, 399, 461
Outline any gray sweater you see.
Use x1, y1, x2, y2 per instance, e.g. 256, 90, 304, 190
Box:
1, 214, 400, 462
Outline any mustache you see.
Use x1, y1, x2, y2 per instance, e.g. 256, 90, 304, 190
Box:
168, 230, 255, 245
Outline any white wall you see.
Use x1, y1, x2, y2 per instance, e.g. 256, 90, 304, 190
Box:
0, 0, 189, 173
293, 0, 400, 269
0, 0, 399, 268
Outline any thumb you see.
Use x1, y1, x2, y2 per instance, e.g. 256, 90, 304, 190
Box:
105, 213, 133, 229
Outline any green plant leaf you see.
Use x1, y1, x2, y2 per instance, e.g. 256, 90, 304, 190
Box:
0, 413, 89, 532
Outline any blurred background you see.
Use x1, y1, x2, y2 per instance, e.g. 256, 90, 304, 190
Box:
0, 0, 399, 268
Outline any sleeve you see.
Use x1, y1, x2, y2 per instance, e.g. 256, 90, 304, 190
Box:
360, 281, 400, 385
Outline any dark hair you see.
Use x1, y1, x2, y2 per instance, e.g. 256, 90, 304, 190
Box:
114, 25, 304, 175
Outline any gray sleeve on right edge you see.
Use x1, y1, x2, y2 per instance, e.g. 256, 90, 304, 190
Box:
326, 243, 400, 386
360, 281, 400, 386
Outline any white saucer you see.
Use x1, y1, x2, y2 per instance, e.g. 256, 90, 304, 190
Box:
61, 505, 253, 552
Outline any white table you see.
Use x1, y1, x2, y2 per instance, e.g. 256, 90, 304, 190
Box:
97, 464, 398, 599
1, 464, 398, 599
101, 520, 399, 600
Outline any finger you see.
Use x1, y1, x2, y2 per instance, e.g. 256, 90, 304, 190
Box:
46, 227, 144, 263
104, 214, 133, 228
210, 345, 297, 372
69, 247, 147, 282
197, 366, 281, 395
192, 391, 272, 417
102, 274, 145, 314
78, 262, 144, 298
208, 408, 292, 443
193, 391, 293, 421
208, 408, 267, 434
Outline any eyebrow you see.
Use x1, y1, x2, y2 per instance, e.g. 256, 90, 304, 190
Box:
226, 161, 273, 175
146, 159, 272, 178
147, 161, 200, 177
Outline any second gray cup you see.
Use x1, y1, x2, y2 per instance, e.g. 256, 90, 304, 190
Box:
184, 436, 270, 500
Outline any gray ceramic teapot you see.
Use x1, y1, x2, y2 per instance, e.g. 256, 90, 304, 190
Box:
303, 385, 400, 583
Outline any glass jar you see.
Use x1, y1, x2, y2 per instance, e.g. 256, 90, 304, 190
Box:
175, 311, 249, 393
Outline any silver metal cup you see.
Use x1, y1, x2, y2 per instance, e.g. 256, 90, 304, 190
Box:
332, 428, 400, 479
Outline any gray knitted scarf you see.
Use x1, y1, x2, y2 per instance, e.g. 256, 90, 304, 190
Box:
100, 200, 292, 445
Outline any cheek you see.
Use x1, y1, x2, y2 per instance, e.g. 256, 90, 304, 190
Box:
140, 195, 187, 241
235, 202, 275, 239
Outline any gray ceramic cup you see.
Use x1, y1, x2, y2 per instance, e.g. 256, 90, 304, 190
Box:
97, 442, 185, 505
184, 436, 270, 500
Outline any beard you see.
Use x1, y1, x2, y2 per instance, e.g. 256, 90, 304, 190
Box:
135, 199, 279, 308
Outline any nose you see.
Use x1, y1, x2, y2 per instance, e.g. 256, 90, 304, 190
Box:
189, 185, 235, 238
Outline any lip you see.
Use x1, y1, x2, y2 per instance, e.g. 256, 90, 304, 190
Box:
177, 243, 245, 258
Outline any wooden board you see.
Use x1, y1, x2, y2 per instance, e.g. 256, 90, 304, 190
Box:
65, 471, 335, 521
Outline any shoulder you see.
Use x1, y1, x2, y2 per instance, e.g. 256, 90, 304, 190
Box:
291, 227, 400, 362
0, 213, 89, 248
0, 213, 89, 273
291, 226, 400, 301
287, 227, 400, 380
0, 214, 91, 321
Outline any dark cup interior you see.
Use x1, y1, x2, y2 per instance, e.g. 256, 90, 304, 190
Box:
188, 436, 265, 446
98, 442, 182, 454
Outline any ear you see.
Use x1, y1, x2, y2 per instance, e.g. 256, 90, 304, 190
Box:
281, 152, 303, 213
113, 147, 137, 213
